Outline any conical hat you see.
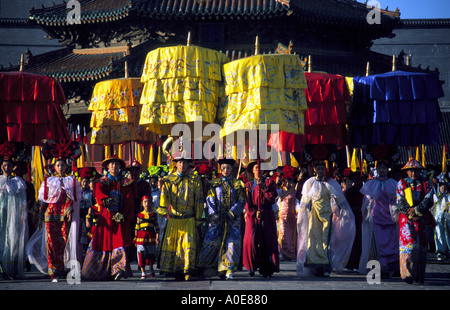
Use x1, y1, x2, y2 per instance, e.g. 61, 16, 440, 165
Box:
401, 158, 425, 170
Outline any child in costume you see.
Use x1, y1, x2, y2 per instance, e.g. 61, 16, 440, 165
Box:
134, 195, 159, 279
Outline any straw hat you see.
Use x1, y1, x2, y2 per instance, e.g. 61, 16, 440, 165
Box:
401, 158, 425, 170
102, 154, 126, 170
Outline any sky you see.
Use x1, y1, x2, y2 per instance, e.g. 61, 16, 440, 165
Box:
357, 0, 450, 19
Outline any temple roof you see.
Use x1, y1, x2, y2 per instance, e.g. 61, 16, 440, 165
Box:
29, 0, 399, 26
15, 46, 130, 83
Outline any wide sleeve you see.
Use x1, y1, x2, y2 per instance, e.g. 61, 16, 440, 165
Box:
157, 178, 170, 216
251, 179, 278, 207
396, 179, 410, 214
230, 180, 246, 218
194, 178, 205, 226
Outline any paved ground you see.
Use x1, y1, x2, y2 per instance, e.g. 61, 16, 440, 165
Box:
1, 254, 449, 292
1, 255, 448, 307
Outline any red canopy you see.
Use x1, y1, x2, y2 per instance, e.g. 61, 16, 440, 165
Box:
0, 72, 69, 145
269, 72, 349, 153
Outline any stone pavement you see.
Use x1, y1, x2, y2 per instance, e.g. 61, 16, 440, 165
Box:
1, 254, 449, 292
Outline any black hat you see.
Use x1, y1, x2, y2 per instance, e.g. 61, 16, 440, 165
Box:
218, 158, 236, 166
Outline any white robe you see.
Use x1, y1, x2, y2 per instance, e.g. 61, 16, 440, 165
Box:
0, 175, 28, 279
296, 176, 356, 276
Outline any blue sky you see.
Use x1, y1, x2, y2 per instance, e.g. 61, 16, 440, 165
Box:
357, 0, 450, 19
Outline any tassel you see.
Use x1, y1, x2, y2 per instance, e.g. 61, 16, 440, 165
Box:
44, 176, 48, 201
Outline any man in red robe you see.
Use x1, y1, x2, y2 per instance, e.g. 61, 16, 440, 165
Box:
81, 155, 137, 281
242, 161, 279, 278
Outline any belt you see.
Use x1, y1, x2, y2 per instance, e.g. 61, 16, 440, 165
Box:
169, 214, 194, 219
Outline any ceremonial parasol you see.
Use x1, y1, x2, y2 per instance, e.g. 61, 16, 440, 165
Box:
218, 50, 308, 168
348, 70, 444, 148
0, 71, 71, 191
139, 43, 229, 154
0, 71, 70, 145
88, 76, 157, 165
89, 77, 155, 145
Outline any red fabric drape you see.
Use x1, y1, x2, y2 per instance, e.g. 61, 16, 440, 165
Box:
0, 72, 69, 145
269, 72, 350, 152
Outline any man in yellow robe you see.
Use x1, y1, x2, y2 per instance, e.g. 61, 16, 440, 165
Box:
157, 152, 204, 281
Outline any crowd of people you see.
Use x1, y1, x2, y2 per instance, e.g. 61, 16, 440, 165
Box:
0, 140, 449, 286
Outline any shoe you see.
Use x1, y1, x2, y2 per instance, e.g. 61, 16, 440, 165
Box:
150, 272, 155, 278
437, 253, 446, 261
248, 271, 255, 277
226, 272, 233, 280
114, 272, 123, 281
185, 274, 191, 281
141, 274, 147, 279
403, 277, 414, 284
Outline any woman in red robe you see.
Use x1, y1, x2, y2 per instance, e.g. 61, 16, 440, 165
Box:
81, 155, 136, 281
242, 161, 279, 278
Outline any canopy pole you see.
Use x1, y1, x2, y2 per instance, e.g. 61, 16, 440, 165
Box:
19, 53, 24, 71
308, 55, 312, 73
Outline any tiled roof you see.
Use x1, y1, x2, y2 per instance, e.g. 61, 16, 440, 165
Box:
10, 46, 129, 83
29, 0, 399, 25
29, 0, 132, 25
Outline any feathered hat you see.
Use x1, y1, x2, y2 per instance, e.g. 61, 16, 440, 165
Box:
281, 165, 298, 180
0, 141, 29, 163
147, 165, 169, 179
0, 141, 17, 162
304, 144, 337, 164
42, 139, 81, 162
75, 167, 99, 180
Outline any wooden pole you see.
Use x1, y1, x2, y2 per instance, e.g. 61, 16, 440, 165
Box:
187, 31, 191, 46
254, 36, 259, 56
392, 54, 396, 71
308, 55, 312, 73
366, 61, 370, 77
19, 53, 24, 71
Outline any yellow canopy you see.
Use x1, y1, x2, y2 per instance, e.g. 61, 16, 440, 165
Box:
88, 77, 156, 145
139, 45, 229, 137
219, 54, 308, 139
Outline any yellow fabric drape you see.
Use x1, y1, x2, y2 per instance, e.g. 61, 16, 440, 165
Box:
351, 148, 360, 172
443, 146, 447, 174
148, 144, 155, 166
139, 45, 229, 136
31, 146, 45, 201
89, 78, 155, 145
157, 145, 162, 166
421, 145, 426, 168
219, 54, 308, 139
345, 77, 354, 96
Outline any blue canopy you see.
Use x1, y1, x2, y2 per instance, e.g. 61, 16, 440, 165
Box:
349, 71, 444, 147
